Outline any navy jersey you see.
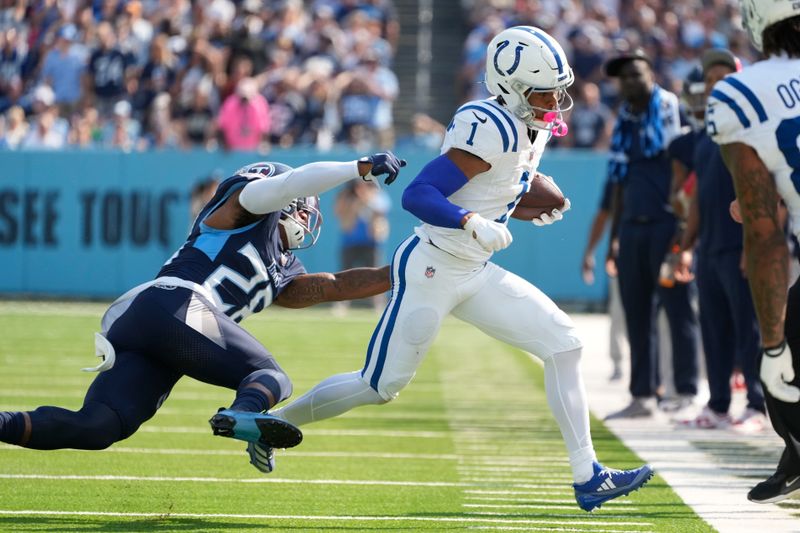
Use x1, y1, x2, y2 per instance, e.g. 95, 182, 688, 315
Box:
158, 176, 306, 322
693, 130, 742, 256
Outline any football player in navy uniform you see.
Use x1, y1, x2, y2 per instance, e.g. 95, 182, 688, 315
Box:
0, 152, 406, 474
708, 0, 800, 503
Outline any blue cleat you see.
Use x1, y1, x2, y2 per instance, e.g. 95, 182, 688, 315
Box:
573, 462, 654, 512
209, 408, 303, 449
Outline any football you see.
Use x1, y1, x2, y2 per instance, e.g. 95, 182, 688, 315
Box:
514, 173, 566, 220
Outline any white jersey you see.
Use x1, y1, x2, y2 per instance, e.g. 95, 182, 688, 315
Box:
707, 55, 800, 237
414, 97, 549, 262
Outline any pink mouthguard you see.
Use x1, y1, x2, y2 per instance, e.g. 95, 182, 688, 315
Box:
542, 111, 568, 137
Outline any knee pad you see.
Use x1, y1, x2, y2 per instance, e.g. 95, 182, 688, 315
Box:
401, 307, 439, 345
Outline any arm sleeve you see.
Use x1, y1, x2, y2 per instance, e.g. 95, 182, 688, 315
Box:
239, 160, 360, 215
401, 155, 470, 229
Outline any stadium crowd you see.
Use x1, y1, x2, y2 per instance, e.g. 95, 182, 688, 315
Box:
0, 0, 399, 151
459, 0, 757, 150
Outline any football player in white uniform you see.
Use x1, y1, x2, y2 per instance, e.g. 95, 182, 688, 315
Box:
273, 26, 653, 511
708, 0, 800, 503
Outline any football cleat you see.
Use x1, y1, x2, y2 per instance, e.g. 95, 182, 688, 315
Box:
573, 462, 654, 512
747, 470, 800, 503
209, 408, 303, 449
247, 441, 276, 473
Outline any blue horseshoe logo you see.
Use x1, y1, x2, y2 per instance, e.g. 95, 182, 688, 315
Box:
493, 40, 526, 76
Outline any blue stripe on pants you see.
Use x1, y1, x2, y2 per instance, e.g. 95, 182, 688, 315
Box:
368, 236, 420, 390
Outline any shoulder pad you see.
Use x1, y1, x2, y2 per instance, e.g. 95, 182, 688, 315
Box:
446, 101, 520, 161
706, 73, 769, 145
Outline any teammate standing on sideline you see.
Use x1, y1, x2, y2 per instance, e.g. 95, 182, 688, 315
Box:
708, 0, 800, 503
274, 26, 653, 513
603, 48, 700, 419
0, 153, 405, 474
669, 49, 767, 432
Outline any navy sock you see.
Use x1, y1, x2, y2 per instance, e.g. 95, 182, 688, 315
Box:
230, 369, 291, 413
0, 412, 26, 445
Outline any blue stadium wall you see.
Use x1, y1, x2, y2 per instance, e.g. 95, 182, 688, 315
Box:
0, 149, 610, 304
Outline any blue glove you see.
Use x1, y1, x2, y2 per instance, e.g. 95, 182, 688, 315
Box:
360, 151, 407, 185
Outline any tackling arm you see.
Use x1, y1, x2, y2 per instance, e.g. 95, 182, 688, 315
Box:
274, 266, 391, 309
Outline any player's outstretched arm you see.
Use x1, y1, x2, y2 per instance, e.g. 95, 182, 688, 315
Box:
206, 153, 406, 230
274, 266, 391, 309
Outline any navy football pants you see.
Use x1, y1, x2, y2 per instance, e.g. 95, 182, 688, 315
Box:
617, 220, 699, 398
22, 286, 290, 449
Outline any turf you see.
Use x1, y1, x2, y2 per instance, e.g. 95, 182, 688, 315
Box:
0, 302, 713, 532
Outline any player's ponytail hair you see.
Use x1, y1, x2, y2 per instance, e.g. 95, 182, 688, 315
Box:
763, 15, 800, 58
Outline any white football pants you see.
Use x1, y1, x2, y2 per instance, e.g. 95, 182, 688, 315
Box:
276, 234, 596, 482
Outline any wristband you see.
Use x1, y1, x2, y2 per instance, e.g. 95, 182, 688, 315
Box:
763, 339, 787, 358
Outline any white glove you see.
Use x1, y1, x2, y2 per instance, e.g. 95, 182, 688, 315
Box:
761, 341, 800, 403
533, 198, 571, 227
463, 213, 513, 252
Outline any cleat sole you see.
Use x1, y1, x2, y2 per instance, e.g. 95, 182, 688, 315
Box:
208, 414, 236, 437
255, 417, 303, 449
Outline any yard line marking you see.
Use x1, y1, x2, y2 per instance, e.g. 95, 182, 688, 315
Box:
468, 527, 651, 532
0, 445, 464, 461
0, 473, 572, 491
464, 511, 652, 524
0, 510, 654, 527
136, 426, 452, 438
0, 473, 469, 486
464, 496, 585, 503
0, 444, 566, 465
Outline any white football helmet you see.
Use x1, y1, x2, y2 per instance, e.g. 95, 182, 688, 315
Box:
485, 26, 574, 131
740, 0, 800, 52
235, 161, 323, 250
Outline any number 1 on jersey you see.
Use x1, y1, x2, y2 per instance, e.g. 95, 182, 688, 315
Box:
466, 121, 479, 146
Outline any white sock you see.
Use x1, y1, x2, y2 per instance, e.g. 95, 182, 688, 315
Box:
272, 371, 385, 426
543, 348, 597, 484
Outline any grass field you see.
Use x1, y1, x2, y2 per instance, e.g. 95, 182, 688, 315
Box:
0, 301, 714, 532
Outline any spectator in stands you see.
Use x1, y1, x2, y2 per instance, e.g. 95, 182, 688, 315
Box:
359, 50, 398, 148
21, 105, 66, 149
217, 76, 270, 152
0, 104, 27, 149
603, 49, 700, 419
85, 21, 134, 115
333, 179, 391, 314
564, 82, 613, 150
134, 34, 176, 114
40, 24, 84, 115
0, 27, 26, 113
176, 82, 216, 150
67, 107, 101, 148
103, 100, 140, 151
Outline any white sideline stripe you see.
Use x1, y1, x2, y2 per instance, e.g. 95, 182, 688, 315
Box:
462, 503, 639, 511
464, 490, 571, 495
137, 426, 451, 438
0, 510, 653, 527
